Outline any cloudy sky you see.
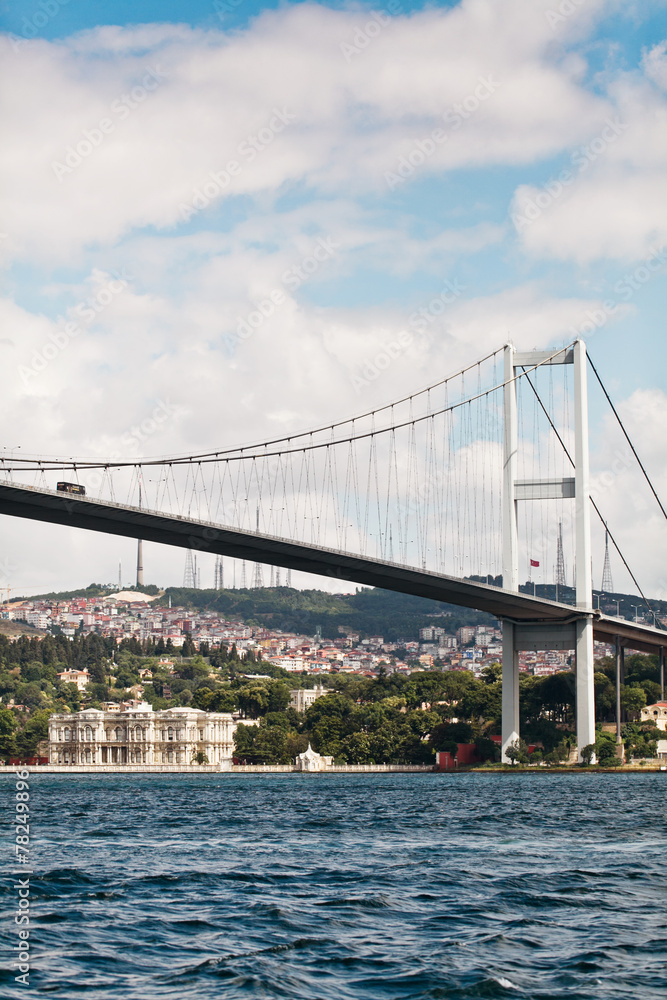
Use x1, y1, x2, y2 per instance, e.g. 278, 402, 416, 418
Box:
1, 0, 666, 600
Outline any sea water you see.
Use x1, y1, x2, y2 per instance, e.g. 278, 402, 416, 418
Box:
2, 772, 666, 999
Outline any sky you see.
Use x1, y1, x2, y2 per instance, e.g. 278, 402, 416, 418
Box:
1, 0, 666, 600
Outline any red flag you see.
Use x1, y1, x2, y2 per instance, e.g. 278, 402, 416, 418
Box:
530, 559, 540, 567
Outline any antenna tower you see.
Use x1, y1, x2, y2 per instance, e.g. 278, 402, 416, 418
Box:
214, 555, 224, 590
601, 530, 614, 593
183, 550, 196, 589
555, 521, 566, 590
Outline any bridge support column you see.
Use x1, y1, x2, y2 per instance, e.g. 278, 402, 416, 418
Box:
615, 636, 622, 744
575, 617, 596, 760
573, 340, 595, 763
501, 621, 519, 762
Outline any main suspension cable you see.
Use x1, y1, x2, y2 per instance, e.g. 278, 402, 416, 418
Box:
587, 352, 667, 523
519, 367, 663, 626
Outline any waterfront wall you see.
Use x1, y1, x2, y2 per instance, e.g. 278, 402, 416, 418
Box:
14, 763, 436, 774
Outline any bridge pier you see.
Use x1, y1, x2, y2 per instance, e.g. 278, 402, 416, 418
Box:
501, 621, 520, 760
575, 617, 596, 757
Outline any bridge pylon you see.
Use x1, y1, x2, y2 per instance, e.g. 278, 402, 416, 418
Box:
501, 340, 595, 763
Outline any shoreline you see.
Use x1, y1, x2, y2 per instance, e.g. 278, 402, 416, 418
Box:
9, 764, 667, 775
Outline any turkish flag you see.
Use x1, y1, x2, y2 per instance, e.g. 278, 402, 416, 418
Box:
530, 559, 540, 567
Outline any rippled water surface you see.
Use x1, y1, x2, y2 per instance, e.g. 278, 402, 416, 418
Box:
2, 773, 666, 999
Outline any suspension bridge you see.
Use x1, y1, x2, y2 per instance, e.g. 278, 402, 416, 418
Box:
1, 339, 665, 761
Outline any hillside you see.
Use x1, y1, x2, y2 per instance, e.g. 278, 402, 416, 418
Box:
157, 586, 497, 641
12, 577, 667, 645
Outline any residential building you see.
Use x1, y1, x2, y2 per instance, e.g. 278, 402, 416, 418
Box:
641, 701, 667, 730
289, 685, 327, 713
56, 669, 91, 690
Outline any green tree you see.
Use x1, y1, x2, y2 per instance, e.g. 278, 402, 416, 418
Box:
620, 684, 647, 720
266, 681, 291, 713
192, 750, 209, 765
595, 732, 622, 766
16, 709, 52, 758
428, 721, 473, 752
233, 723, 257, 760
505, 738, 529, 766
622, 721, 660, 760
236, 683, 270, 718
480, 662, 502, 685
178, 655, 210, 681
475, 735, 500, 762
0, 706, 17, 761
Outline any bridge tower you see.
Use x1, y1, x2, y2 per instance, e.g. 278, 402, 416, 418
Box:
502, 340, 595, 762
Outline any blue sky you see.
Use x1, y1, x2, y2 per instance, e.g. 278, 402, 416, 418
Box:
1, 0, 666, 593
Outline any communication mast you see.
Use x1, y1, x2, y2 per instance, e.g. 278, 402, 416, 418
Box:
214, 554, 224, 590
183, 550, 196, 589
601, 530, 614, 593
555, 521, 566, 592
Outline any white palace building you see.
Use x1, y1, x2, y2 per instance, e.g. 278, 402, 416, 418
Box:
48, 703, 237, 767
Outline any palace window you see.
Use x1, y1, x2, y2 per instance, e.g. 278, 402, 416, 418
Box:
64, 727, 71, 741
85, 726, 92, 741
199, 729, 204, 740
168, 727, 174, 741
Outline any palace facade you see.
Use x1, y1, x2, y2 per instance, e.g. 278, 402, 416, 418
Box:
48, 703, 237, 766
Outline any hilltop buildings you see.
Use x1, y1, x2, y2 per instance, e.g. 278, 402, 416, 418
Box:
1, 592, 615, 679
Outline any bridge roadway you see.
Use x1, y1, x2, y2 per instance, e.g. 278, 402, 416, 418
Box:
0, 481, 664, 653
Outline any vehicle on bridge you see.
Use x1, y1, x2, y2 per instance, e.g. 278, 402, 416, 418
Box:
56, 482, 86, 496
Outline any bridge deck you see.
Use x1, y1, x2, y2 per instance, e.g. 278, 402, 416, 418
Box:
0, 481, 664, 650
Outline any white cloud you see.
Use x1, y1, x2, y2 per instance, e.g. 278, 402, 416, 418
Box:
0, 0, 613, 265
1, 0, 666, 597
511, 38, 667, 262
